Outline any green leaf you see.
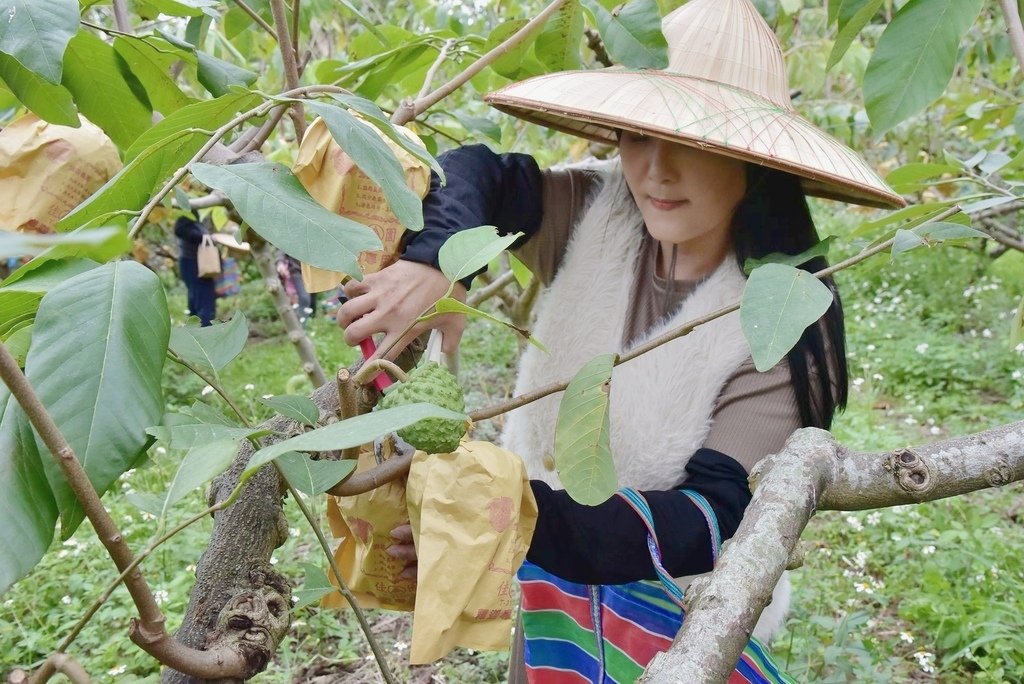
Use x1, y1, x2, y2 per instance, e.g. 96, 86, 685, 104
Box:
1, 257, 98, 294
0, 0, 78, 84
580, 0, 668, 69
276, 451, 356, 496
852, 201, 957, 237
169, 311, 248, 376
486, 20, 534, 79
915, 221, 988, 243
137, 0, 217, 17
196, 51, 258, 98
329, 93, 444, 179
146, 417, 261, 451
124, 491, 166, 517
293, 562, 336, 611
535, 0, 584, 71
300, 99, 424, 231
245, 403, 467, 476
190, 162, 381, 278
554, 354, 618, 506
863, 0, 985, 133
0, 227, 130, 261
4, 322, 32, 365
453, 114, 502, 143
438, 226, 520, 284
61, 32, 152, 149
884, 162, 961, 192
160, 438, 239, 516
740, 264, 835, 372
434, 297, 547, 352
0, 52, 77, 126
60, 92, 261, 230
891, 228, 926, 256
743, 237, 834, 274
25, 262, 170, 536
0, 384, 57, 595
508, 253, 533, 289
259, 395, 321, 426
827, 0, 883, 71
113, 36, 193, 115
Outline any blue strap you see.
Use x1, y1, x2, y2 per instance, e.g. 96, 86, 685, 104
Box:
615, 487, 724, 608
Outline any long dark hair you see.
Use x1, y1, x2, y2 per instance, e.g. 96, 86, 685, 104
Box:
731, 165, 848, 429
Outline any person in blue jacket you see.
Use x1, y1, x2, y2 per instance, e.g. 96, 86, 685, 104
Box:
174, 213, 217, 326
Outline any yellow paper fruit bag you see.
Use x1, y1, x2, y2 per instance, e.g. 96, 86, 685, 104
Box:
324, 444, 416, 611
405, 440, 538, 664
0, 114, 121, 233
292, 116, 431, 291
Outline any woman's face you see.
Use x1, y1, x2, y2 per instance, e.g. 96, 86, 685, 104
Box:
619, 132, 747, 260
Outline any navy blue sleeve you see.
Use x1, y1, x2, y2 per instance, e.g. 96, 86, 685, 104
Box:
525, 448, 752, 585
401, 144, 544, 287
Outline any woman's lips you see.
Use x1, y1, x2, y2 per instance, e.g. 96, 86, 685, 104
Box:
648, 197, 688, 210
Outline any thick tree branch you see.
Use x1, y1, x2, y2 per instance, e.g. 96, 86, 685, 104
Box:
641, 420, 1024, 682
270, 0, 306, 141
112, 0, 131, 34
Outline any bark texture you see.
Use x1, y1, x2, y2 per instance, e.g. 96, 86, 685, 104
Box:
641, 419, 1024, 683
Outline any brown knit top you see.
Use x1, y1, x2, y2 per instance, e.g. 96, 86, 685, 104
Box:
511, 166, 807, 474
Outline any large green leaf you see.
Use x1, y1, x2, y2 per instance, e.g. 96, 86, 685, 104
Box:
60, 92, 260, 230
486, 20, 534, 79
196, 51, 258, 98
169, 311, 248, 377
276, 451, 357, 496
743, 237, 834, 274
740, 264, 834, 372
0, 384, 58, 596
0, 259, 99, 341
438, 226, 520, 284
826, 0, 883, 71
25, 262, 170, 536
0, 227, 130, 261
580, 0, 668, 69
863, 0, 984, 133
0, 0, 77, 84
300, 99, 424, 231
329, 93, 443, 179
0, 52, 77, 126
535, 0, 585, 71
61, 32, 152, 149
245, 403, 467, 475
190, 162, 381, 277
554, 354, 618, 506
113, 37, 193, 115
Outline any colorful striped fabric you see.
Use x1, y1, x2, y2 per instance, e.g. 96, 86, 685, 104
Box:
518, 487, 795, 683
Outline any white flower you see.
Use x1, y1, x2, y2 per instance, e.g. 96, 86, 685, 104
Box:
867, 344, 876, 352
929, 426, 941, 436
108, 665, 127, 676
201, 385, 215, 396
900, 631, 914, 644
394, 641, 408, 652
61, 595, 72, 605
915, 343, 929, 354
872, 373, 884, 381
1013, 370, 1022, 381
854, 581, 873, 594
244, 383, 255, 391
1015, 342, 1024, 354
891, 533, 902, 542
154, 589, 169, 605
922, 545, 936, 555
155, 446, 167, 456
982, 328, 993, 338
852, 377, 865, 387
866, 512, 881, 526
913, 651, 936, 674
290, 527, 301, 537
855, 550, 869, 568
845, 515, 864, 532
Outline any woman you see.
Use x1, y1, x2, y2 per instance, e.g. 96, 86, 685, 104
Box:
338, 0, 904, 681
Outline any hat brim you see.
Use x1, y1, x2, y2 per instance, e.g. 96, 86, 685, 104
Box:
485, 69, 905, 209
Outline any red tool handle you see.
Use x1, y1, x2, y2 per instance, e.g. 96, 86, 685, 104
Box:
359, 338, 393, 391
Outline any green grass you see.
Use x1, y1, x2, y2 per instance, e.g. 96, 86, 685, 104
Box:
2, 242, 1023, 682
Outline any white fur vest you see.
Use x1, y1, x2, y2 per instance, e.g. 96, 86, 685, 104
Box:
501, 161, 751, 490
501, 160, 792, 643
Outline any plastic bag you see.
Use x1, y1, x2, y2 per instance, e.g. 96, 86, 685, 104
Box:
215, 256, 241, 297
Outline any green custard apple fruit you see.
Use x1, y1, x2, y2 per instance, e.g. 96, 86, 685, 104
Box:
380, 362, 466, 453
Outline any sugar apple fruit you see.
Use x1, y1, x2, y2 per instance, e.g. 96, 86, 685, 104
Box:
380, 362, 466, 453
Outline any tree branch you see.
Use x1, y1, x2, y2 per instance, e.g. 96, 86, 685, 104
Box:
270, 0, 306, 141
391, 0, 570, 124
640, 419, 1024, 682
998, 0, 1024, 74
112, 0, 132, 34
231, 0, 278, 40
0, 343, 248, 681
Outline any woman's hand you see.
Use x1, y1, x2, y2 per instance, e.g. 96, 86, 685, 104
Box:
387, 523, 417, 580
336, 259, 467, 359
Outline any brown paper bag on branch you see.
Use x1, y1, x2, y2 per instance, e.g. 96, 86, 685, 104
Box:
292, 116, 430, 291
405, 440, 538, 664
324, 444, 416, 611
0, 114, 122, 233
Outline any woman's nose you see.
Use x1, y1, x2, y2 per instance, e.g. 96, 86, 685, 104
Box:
647, 139, 682, 182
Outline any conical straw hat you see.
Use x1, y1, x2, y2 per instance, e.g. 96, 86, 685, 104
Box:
485, 0, 905, 209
